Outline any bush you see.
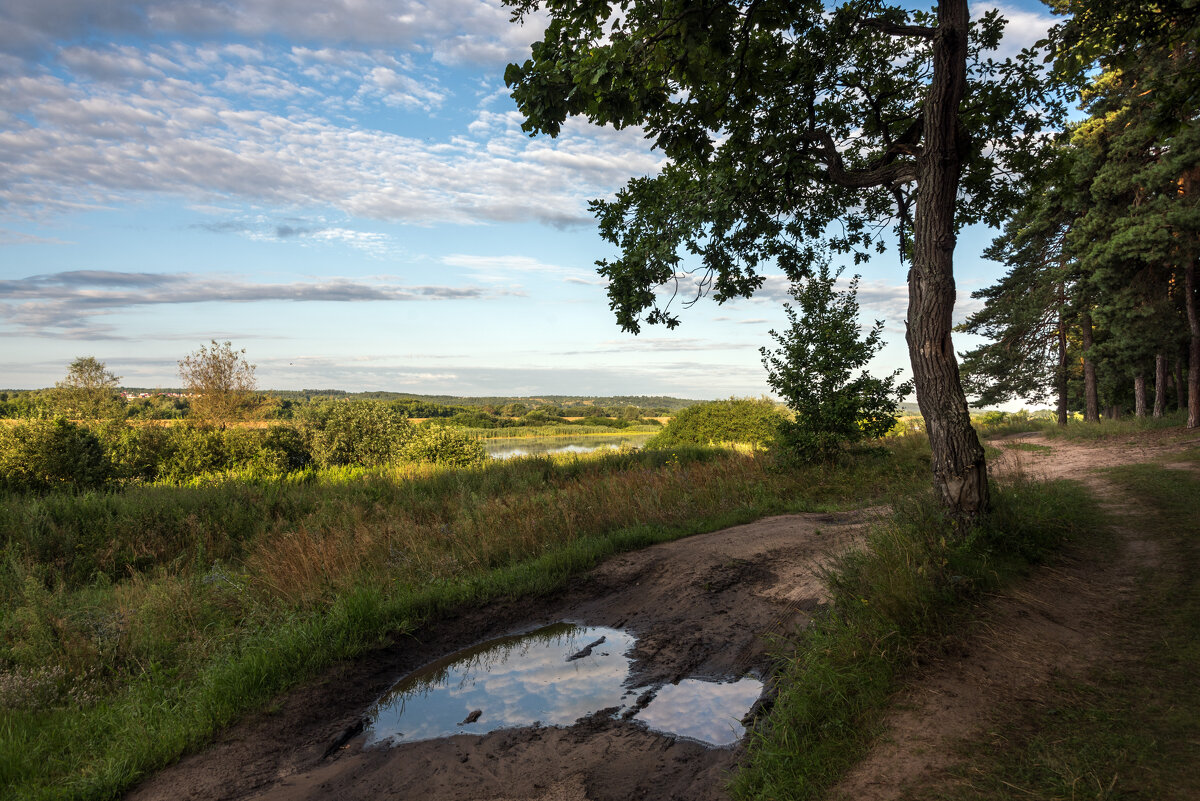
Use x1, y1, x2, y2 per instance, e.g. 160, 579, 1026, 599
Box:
645, 398, 786, 449
307, 400, 413, 468
0, 418, 112, 491
403, 425, 487, 466
760, 265, 910, 462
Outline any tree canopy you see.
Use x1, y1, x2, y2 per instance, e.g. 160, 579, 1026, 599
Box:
52, 356, 123, 420
178, 341, 258, 428
504, 0, 1058, 524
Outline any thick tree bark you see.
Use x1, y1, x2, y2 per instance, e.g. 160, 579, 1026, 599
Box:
1080, 309, 1100, 423
1056, 301, 1068, 426
1176, 356, 1187, 411
907, 0, 988, 529
1154, 353, 1167, 418
1188, 259, 1200, 429
1134, 372, 1147, 418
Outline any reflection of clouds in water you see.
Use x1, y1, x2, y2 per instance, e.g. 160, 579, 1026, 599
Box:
366, 625, 636, 745
364, 623, 763, 748
635, 678, 763, 746
484, 436, 651, 460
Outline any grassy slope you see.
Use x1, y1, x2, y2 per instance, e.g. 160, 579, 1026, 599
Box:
0, 439, 931, 800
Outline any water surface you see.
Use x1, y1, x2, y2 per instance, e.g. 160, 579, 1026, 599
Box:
363, 622, 762, 748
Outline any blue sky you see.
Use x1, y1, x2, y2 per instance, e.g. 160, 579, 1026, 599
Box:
0, 0, 1058, 400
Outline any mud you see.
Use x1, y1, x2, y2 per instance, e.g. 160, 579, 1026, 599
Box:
127, 511, 872, 801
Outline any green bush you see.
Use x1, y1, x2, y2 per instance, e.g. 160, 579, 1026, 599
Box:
404, 425, 487, 466
0, 419, 112, 491
307, 400, 413, 467
645, 398, 785, 449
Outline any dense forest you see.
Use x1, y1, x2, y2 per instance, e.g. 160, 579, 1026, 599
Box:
957, 1, 1199, 427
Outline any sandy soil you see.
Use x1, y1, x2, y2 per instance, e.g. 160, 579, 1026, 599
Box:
128, 511, 876, 801
829, 428, 1190, 800
127, 429, 1194, 801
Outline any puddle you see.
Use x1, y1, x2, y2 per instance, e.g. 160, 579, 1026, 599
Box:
483, 434, 652, 460
363, 623, 762, 748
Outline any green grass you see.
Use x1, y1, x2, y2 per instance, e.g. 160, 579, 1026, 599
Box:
729, 477, 1105, 801
1000, 441, 1053, 453
922, 463, 1200, 801
1042, 410, 1188, 441
0, 436, 933, 800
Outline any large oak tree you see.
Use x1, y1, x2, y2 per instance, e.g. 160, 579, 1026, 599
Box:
504, 0, 1055, 526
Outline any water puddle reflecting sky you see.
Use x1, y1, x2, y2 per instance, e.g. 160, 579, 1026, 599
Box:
364, 623, 761, 748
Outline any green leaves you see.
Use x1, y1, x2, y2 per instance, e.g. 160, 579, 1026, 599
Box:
760, 263, 910, 462
503, 0, 1060, 332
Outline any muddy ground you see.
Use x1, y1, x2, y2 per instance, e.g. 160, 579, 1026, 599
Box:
128, 430, 1194, 801
129, 511, 875, 801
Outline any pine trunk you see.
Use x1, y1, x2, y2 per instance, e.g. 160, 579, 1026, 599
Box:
907, 0, 988, 529
1134, 373, 1147, 418
1154, 353, 1167, 418
1081, 310, 1100, 423
1176, 356, 1187, 411
1056, 299, 1068, 426
1188, 259, 1199, 429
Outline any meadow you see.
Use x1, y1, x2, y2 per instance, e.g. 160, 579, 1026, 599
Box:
0, 426, 932, 800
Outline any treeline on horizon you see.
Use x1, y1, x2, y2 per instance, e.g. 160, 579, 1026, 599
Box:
0, 388, 686, 425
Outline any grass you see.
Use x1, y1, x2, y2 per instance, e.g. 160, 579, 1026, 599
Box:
922, 461, 1200, 801
729, 475, 1105, 801
0, 436, 933, 800
1041, 410, 1188, 441
1000, 441, 1053, 453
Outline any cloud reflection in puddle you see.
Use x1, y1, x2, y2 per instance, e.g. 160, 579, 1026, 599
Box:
363, 623, 762, 748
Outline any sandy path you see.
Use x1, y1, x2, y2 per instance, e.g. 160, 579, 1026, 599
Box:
829, 430, 1187, 800
128, 511, 877, 801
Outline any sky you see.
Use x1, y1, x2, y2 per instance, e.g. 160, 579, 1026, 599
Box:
0, 0, 1059, 401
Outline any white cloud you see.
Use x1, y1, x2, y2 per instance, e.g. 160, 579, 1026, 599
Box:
0, 270, 510, 337
0, 39, 658, 226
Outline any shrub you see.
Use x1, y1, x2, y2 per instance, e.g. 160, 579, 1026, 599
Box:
403, 425, 487, 466
0, 418, 112, 491
761, 265, 910, 462
307, 400, 413, 467
645, 398, 785, 449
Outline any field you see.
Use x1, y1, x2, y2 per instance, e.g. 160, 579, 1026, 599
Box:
1, 435, 932, 799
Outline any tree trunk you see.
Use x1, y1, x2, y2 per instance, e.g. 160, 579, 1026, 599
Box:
1176, 355, 1187, 412
1056, 298, 1068, 426
1081, 309, 1100, 423
1154, 353, 1167, 418
1188, 259, 1200, 429
1134, 372, 1147, 418
907, 0, 988, 529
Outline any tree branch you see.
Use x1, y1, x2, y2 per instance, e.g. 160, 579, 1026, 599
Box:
801, 130, 918, 188
861, 18, 937, 39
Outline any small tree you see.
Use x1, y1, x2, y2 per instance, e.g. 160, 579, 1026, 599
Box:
761, 265, 910, 462
52, 356, 123, 420
178, 341, 257, 428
